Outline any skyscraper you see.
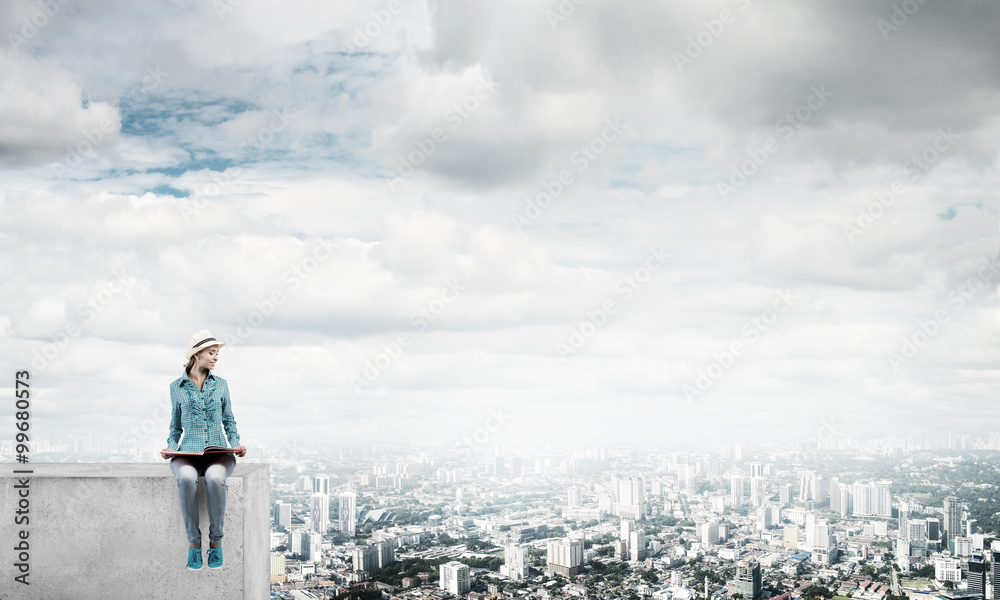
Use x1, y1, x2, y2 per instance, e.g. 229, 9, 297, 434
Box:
629, 530, 646, 561
270, 552, 287, 584
568, 486, 582, 508
750, 477, 765, 508
440, 561, 471, 595
303, 531, 323, 561
991, 551, 1000, 600
339, 491, 357, 536
504, 544, 529, 581
310, 493, 330, 534
314, 474, 330, 495
546, 538, 583, 576
274, 500, 292, 528
898, 500, 910, 540
779, 484, 791, 505
375, 540, 395, 568
353, 544, 378, 572
616, 477, 645, 520
731, 474, 746, 507
291, 529, 307, 556
621, 519, 635, 541
943, 496, 961, 548
732, 560, 761, 600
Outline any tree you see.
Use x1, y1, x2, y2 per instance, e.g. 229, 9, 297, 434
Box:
466, 539, 495, 551
804, 585, 832, 600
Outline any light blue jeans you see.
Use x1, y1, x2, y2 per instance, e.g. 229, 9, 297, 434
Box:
170, 454, 237, 545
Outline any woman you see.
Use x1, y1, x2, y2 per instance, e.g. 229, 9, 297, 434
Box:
160, 329, 247, 570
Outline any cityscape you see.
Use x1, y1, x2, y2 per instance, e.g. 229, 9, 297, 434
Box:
9, 431, 1000, 600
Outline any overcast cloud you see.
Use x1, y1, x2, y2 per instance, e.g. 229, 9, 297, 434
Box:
1, 0, 998, 451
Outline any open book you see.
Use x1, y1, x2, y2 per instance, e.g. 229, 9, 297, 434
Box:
161, 445, 242, 457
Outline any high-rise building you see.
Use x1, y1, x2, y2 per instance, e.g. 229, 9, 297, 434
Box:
701, 522, 720, 546
811, 523, 837, 565
613, 539, 628, 560
783, 525, 799, 550
568, 487, 582, 508
732, 560, 761, 600
898, 500, 910, 540
750, 477, 765, 508
339, 491, 357, 536
677, 464, 695, 494
943, 496, 962, 548
303, 531, 323, 561
629, 530, 646, 561
926, 518, 940, 541
953, 537, 973, 557
297, 475, 313, 493
290, 529, 307, 556
621, 519, 635, 543
829, 478, 852, 517
270, 552, 287, 584
933, 552, 961, 583
805, 513, 817, 549
990, 551, 1000, 600
546, 538, 583, 576
779, 484, 791, 506
375, 540, 395, 568
598, 491, 615, 513
353, 544, 378, 572
440, 561, 471, 595
616, 477, 645, 520
851, 481, 892, 517
800, 470, 814, 502
503, 544, 529, 581
722, 444, 743, 461
968, 553, 986, 599
311, 493, 330, 534
750, 462, 764, 478
314, 474, 330, 495
731, 474, 746, 507
274, 500, 292, 528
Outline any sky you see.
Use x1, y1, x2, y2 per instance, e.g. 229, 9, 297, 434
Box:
1, 0, 998, 453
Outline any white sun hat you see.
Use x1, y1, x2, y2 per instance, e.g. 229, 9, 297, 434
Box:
183, 329, 226, 365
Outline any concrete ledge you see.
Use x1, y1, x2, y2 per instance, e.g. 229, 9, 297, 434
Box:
0, 462, 269, 599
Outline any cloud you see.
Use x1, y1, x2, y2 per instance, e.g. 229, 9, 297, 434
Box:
0, 55, 120, 167
2, 0, 999, 446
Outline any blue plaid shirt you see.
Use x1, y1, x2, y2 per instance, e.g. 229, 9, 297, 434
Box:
166, 369, 241, 452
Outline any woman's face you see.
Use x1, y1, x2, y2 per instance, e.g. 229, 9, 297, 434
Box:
194, 346, 220, 371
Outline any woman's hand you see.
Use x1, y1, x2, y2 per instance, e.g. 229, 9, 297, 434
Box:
160, 448, 173, 460
234, 445, 247, 457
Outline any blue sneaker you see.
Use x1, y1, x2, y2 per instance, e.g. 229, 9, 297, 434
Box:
207, 545, 223, 569
187, 546, 203, 570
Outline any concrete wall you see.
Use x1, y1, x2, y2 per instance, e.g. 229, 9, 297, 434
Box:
0, 462, 269, 599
